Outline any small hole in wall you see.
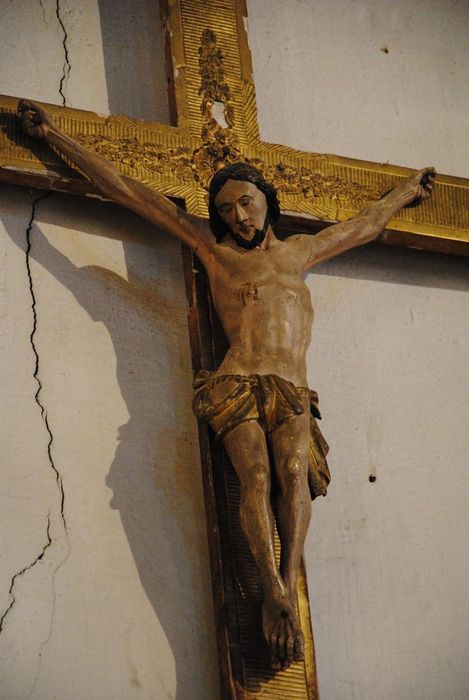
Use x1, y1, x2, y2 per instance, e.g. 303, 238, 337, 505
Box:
381, 46, 389, 54
369, 475, 377, 483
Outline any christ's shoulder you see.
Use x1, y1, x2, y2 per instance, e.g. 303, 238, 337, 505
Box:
283, 234, 316, 268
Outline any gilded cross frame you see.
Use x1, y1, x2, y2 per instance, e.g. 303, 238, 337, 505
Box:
0, 2, 468, 698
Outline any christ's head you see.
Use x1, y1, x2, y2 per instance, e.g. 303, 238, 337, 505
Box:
208, 162, 280, 248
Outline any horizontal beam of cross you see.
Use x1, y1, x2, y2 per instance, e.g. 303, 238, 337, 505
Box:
1, 92, 467, 257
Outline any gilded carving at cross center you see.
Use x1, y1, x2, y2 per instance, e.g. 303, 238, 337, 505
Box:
75, 29, 381, 208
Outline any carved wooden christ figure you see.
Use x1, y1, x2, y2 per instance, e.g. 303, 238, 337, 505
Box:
17, 99, 435, 671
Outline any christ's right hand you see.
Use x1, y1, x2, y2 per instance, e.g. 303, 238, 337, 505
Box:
17, 99, 55, 140
15, 98, 214, 263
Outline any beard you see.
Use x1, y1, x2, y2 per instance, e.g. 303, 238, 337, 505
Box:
230, 212, 270, 250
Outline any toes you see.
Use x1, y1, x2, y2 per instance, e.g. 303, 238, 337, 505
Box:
263, 599, 304, 671
270, 619, 282, 667
279, 619, 295, 669
286, 631, 295, 663
271, 619, 293, 670
294, 630, 305, 661
277, 621, 287, 663
270, 655, 282, 671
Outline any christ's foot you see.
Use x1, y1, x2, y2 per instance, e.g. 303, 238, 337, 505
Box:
262, 595, 304, 670
285, 580, 305, 661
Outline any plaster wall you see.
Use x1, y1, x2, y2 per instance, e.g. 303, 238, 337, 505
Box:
0, 2, 468, 700
247, 2, 469, 699
0, 1, 217, 699
247, 0, 469, 178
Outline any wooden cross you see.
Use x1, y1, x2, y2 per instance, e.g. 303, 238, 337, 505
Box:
1, 1, 468, 698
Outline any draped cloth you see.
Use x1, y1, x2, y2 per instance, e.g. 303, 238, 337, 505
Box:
192, 371, 330, 500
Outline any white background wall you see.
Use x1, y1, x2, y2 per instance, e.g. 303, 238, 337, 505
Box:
0, 1, 468, 699
247, 0, 469, 178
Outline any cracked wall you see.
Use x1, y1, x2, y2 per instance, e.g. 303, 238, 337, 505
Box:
0, 2, 217, 699
0, 187, 70, 700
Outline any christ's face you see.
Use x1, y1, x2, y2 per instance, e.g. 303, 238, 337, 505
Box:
214, 179, 269, 244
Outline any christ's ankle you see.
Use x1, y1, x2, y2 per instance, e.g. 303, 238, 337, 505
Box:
282, 574, 298, 602
263, 580, 289, 604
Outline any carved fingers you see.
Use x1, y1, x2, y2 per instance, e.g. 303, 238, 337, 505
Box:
417, 166, 436, 200
403, 166, 436, 207
17, 99, 54, 139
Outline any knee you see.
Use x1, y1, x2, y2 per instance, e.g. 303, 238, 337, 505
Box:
278, 459, 307, 493
240, 464, 270, 495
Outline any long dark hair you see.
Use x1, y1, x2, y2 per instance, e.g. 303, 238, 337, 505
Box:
208, 162, 280, 243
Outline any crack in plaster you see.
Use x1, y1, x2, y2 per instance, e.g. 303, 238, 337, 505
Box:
2, 0, 72, 664
0, 514, 52, 634
26, 551, 70, 699
23, 193, 73, 692
1, 0, 73, 654
38, 0, 47, 24
0, 193, 64, 638
0, 193, 72, 698
55, 0, 70, 105
25, 192, 68, 535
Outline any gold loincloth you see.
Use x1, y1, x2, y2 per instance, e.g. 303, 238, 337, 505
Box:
192, 371, 330, 500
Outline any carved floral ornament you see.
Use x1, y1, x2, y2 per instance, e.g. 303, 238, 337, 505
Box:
77, 28, 380, 208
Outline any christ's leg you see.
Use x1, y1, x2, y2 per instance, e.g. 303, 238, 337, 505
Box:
269, 405, 312, 662
222, 420, 296, 669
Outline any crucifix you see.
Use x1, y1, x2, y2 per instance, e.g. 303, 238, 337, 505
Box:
1, 1, 468, 698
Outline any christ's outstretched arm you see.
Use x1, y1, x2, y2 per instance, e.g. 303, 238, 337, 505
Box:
17, 100, 215, 263
289, 167, 436, 269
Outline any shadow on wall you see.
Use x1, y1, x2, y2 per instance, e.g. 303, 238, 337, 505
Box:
97, 0, 170, 123
312, 240, 469, 292
2, 189, 215, 700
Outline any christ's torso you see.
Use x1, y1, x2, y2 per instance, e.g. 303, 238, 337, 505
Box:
207, 237, 313, 386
